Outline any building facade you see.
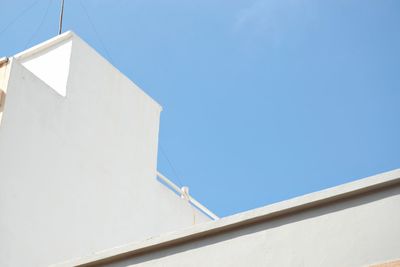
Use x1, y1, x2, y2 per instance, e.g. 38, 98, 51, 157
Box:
1, 33, 399, 267
0, 32, 211, 267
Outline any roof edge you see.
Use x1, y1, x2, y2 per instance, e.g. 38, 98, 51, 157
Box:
52, 168, 400, 267
14, 31, 73, 60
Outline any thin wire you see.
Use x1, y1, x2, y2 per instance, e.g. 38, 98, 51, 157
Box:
78, 0, 184, 188
24, 0, 53, 49
159, 144, 185, 186
78, 0, 114, 64
0, 0, 41, 38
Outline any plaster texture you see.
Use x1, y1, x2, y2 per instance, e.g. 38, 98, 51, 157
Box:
0, 32, 210, 267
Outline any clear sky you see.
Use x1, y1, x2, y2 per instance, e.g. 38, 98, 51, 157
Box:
1, 0, 399, 217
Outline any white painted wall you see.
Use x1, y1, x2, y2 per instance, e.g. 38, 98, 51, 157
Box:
103, 184, 400, 267
0, 33, 209, 267
19, 38, 72, 96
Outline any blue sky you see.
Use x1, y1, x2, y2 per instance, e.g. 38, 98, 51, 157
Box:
1, 0, 399, 217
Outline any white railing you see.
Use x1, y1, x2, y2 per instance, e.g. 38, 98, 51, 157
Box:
156, 171, 219, 220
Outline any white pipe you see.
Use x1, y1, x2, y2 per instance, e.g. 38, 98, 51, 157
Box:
156, 171, 181, 195
189, 197, 219, 221
156, 171, 219, 220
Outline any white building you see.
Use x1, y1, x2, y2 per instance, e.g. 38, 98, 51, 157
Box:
1, 32, 399, 267
0, 32, 214, 267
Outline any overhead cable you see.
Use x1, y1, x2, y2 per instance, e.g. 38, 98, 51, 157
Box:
160, 144, 185, 187
24, 0, 53, 49
0, 0, 41, 38
78, 0, 114, 64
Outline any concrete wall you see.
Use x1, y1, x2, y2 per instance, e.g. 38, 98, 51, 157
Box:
103, 184, 400, 267
0, 33, 209, 267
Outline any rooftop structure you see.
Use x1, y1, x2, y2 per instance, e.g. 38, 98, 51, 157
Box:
1, 32, 399, 267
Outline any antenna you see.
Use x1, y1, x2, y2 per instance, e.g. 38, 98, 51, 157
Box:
58, 0, 65, 35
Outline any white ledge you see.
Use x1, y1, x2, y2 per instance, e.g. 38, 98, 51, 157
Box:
14, 31, 73, 60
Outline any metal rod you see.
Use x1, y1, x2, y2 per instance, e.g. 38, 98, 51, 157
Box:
156, 171, 183, 196
156, 171, 220, 220
58, 0, 65, 35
